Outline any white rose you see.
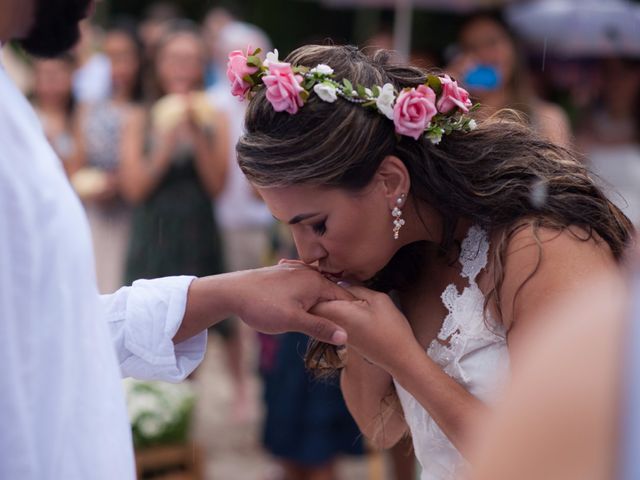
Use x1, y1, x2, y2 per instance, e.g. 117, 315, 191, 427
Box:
264, 49, 280, 67
365, 88, 373, 98
468, 119, 477, 131
310, 64, 334, 75
313, 82, 338, 103
376, 83, 396, 120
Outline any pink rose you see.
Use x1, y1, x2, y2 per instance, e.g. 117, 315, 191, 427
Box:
393, 85, 437, 140
227, 48, 259, 99
262, 62, 305, 115
436, 75, 472, 114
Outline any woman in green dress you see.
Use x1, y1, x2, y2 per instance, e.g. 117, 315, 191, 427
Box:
120, 22, 229, 282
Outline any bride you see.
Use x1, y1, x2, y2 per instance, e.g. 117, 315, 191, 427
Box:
229, 44, 634, 479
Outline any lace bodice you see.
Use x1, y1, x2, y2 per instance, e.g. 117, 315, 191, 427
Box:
393, 225, 510, 480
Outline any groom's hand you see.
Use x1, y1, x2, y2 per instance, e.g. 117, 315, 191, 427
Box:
177, 264, 353, 345
233, 263, 353, 344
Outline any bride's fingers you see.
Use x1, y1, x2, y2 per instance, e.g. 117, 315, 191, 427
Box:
318, 279, 357, 302
278, 259, 320, 271
341, 285, 379, 301
311, 300, 366, 328
295, 311, 348, 345
278, 258, 301, 265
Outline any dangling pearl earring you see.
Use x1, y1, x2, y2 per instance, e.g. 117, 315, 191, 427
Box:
392, 194, 406, 240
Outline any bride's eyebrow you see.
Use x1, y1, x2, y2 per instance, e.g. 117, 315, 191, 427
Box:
289, 212, 322, 225
271, 212, 323, 225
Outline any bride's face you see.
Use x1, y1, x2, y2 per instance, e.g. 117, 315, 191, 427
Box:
258, 183, 401, 283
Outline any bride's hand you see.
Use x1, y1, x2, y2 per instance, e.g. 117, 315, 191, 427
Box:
311, 286, 420, 375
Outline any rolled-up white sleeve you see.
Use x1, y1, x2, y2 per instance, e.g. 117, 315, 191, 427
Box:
101, 276, 207, 382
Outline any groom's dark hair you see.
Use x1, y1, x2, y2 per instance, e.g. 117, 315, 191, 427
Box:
18, 0, 91, 58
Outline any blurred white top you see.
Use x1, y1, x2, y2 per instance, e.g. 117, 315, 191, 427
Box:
208, 83, 273, 230
0, 56, 206, 479
394, 225, 510, 480
587, 143, 640, 227
72, 52, 111, 104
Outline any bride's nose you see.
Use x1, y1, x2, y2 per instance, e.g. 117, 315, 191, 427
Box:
293, 234, 327, 265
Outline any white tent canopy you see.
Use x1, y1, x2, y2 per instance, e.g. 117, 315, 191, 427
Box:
506, 0, 640, 58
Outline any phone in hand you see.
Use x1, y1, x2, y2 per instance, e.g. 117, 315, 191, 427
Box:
463, 65, 502, 92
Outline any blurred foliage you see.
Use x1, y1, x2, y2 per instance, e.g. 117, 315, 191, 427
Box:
125, 379, 196, 449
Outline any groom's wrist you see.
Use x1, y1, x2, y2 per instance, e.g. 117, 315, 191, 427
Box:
174, 273, 244, 343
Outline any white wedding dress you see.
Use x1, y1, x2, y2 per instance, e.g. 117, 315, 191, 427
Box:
394, 225, 510, 479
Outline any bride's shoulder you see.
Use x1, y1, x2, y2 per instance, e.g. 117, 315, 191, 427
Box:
494, 221, 617, 331
501, 222, 614, 263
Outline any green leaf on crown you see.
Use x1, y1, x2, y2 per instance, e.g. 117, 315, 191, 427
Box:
426, 75, 442, 95
246, 56, 262, 68
342, 78, 353, 95
372, 85, 381, 98
356, 84, 367, 98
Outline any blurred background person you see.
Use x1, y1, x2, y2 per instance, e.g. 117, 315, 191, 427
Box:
72, 21, 111, 105
31, 54, 79, 175
576, 58, 640, 227
261, 331, 366, 480
120, 20, 227, 289
139, 1, 183, 59
260, 227, 364, 480
202, 7, 236, 89
447, 10, 571, 147
138, 1, 182, 102
469, 248, 639, 480
118, 21, 248, 397
206, 19, 275, 422
73, 20, 144, 294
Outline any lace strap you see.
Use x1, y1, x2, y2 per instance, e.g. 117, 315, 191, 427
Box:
459, 225, 489, 283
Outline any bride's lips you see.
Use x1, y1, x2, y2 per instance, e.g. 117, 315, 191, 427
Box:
321, 271, 344, 282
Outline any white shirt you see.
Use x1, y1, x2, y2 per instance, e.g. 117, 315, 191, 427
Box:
0, 54, 207, 478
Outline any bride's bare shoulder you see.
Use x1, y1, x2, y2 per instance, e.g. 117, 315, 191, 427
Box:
495, 222, 617, 337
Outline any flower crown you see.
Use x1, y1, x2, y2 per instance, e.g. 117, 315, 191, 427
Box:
227, 47, 478, 144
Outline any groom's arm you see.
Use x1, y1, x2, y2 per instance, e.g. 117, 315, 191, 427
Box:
175, 266, 352, 345
102, 265, 351, 382
101, 276, 204, 382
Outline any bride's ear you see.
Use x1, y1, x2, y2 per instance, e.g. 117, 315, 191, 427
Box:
376, 155, 411, 208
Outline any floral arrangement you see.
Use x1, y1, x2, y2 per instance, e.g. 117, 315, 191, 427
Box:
227, 47, 478, 144
123, 379, 196, 449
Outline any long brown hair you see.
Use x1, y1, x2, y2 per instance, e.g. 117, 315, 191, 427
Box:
237, 45, 634, 374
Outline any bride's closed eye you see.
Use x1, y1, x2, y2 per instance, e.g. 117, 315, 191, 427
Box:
312, 220, 327, 236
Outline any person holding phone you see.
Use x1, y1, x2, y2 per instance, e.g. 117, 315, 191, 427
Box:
447, 10, 571, 147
